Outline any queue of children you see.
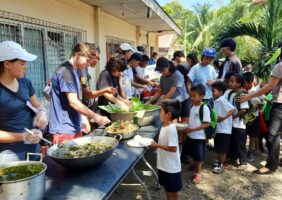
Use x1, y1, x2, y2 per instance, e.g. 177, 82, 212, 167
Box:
149, 38, 280, 200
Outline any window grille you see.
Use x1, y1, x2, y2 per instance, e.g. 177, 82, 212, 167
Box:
106, 36, 134, 61
0, 10, 86, 104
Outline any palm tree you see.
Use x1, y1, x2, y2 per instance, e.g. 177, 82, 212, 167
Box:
188, 3, 214, 52
216, 0, 282, 80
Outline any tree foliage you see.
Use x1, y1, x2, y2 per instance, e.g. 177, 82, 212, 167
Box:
162, 0, 282, 79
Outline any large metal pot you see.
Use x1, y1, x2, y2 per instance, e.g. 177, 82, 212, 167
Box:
135, 107, 160, 126
0, 153, 47, 200
109, 112, 136, 122
46, 136, 120, 169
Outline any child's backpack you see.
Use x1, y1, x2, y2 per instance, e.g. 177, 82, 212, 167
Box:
227, 90, 256, 125
199, 103, 217, 139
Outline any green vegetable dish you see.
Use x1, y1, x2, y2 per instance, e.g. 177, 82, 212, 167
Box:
99, 97, 159, 113
52, 143, 112, 159
0, 164, 44, 182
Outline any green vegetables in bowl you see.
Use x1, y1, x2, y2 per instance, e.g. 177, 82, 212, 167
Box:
0, 164, 45, 182
99, 97, 159, 113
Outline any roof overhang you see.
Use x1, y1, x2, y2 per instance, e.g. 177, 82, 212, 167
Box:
82, 0, 181, 35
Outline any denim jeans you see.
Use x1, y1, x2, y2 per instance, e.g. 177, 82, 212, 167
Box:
265, 103, 282, 170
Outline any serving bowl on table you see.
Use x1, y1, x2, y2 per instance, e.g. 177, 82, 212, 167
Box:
47, 136, 120, 169
106, 121, 139, 140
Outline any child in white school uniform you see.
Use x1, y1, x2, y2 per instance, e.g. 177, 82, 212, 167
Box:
211, 81, 236, 173
150, 99, 182, 200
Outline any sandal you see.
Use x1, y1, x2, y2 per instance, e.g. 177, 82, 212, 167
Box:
191, 173, 202, 184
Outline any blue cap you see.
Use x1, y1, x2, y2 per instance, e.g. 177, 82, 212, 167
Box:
202, 48, 217, 58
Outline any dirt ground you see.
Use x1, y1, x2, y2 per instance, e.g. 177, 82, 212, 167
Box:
109, 141, 282, 200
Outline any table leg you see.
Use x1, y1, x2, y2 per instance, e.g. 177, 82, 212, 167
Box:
141, 155, 160, 190
132, 169, 151, 200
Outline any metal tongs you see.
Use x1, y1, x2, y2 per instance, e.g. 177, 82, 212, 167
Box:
24, 128, 53, 145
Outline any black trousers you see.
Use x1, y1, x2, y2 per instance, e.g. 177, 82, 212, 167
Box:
229, 128, 248, 165
265, 103, 282, 170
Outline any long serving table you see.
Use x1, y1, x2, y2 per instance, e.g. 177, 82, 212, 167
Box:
44, 119, 162, 200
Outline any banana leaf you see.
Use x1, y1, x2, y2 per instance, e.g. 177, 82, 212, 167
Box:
266, 48, 281, 65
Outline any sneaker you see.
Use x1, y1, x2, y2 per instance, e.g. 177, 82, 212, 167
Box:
213, 161, 228, 169
213, 164, 224, 174
247, 152, 254, 162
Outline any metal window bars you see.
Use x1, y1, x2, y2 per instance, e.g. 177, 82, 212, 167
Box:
0, 10, 86, 105
106, 36, 134, 61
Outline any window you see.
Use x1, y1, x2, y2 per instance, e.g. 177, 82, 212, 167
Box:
106, 36, 134, 61
0, 10, 86, 104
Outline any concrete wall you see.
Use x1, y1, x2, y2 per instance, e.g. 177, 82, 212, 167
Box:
0, 0, 159, 88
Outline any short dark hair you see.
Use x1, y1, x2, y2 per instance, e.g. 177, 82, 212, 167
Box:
243, 72, 254, 82
191, 84, 206, 96
231, 73, 245, 87
155, 57, 176, 73
128, 52, 142, 62
186, 52, 199, 67
141, 54, 150, 62
161, 99, 181, 120
106, 57, 127, 72
152, 52, 158, 58
173, 50, 185, 58
220, 38, 237, 51
224, 72, 233, 80
137, 46, 145, 52
212, 81, 227, 94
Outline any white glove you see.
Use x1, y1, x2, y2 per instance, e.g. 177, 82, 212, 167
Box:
33, 106, 48, 129
23, 129, 42, 144
95, 115, 111, 126
81, 115, 91, 133
117, 101, 130, 112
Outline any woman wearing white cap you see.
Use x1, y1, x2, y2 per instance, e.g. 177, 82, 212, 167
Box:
0, 41, 48, 164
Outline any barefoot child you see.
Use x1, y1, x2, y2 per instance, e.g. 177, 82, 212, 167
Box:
211, 82, 236, 173
181, 84, 211, 184
150, 99, 182, 200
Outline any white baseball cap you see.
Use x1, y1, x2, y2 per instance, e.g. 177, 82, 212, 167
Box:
0, 41, 37, 62
119, 43, 135, 52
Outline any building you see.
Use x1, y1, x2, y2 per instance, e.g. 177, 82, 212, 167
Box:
0, 0, 180, 103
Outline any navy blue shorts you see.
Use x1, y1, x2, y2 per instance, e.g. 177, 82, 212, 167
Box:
246, 117, 260, 137
183, 137, 206, 162
158, 169, 182, 192
214, 133, 231, 153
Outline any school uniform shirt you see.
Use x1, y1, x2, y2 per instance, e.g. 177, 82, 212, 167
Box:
160, 70, 189, 102
224, 89, 249, 129
188, 63, 218, 99
247, 86, 263, 117
49, 61, 82, 134
214, 96, 235, 134
188, 104, 211, 140
122, 65, 134, 99
157, 124, 181, 173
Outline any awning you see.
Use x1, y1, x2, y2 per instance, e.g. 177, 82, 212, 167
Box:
82, 0, 181, 35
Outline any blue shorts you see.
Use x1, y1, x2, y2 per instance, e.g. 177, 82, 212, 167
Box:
183, 137, 206, 162
158, 169, 182, 192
